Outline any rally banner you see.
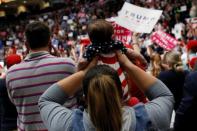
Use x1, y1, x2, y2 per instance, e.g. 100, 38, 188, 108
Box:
79, 35, 91, 46
113, 23, 132, 44
115, 2, 162, 33
151, 31, 178, 50
106, 17, 132, 44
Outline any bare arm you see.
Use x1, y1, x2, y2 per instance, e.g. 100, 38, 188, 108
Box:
57, 57, 98, 96
126, 48, 148, 69
118, 51, 174, 129
131, 32, 141, 53
116, 51, 157, 92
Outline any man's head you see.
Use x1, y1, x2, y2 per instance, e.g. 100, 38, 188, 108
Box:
25, 22, 51, 50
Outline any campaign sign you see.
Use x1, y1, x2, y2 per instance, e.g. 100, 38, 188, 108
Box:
112, 22, 132, 44
151, 31, 178, 50
180, 5, 187, 12
115, 2, 162, 33
106, 17, 132, 44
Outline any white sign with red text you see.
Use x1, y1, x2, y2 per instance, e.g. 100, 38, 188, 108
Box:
151, 31, 178, 50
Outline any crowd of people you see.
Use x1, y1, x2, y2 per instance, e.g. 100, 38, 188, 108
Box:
0, 0, 197, 131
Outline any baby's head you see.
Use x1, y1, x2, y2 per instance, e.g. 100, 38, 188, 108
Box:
88, 19, 114, 43
84, 19, 126, 61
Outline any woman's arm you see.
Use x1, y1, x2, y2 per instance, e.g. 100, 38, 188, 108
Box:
38, 70, 88, 130
38, 57, 98, 130
116, 51, 156, 91
144, 80, 174, 130
57, 71, 86, 96
131, 33, 141, 54
116, 51, 174, 129
38, 83, 73, 131
57, 57, 98, 95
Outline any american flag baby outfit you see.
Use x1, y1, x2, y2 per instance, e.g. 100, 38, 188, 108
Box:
83, 40, 130, 101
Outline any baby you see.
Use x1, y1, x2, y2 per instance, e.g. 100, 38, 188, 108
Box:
83, 20, 135, 104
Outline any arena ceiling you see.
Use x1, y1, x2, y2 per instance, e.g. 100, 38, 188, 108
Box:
0, 0, 63, 17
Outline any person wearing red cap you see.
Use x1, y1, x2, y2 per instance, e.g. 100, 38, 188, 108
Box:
187, 40, 197, 70
189, 57, 197, 70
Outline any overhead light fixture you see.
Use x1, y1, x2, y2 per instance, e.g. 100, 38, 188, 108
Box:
0, 10, 6, 17
17, 5, 27, 14
40, 1, 50, 9
0, 0, 15, 3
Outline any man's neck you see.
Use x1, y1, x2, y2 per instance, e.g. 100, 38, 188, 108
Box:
30, 47, 49, 53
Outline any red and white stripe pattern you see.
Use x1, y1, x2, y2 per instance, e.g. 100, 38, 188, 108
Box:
98, 53, 130, 101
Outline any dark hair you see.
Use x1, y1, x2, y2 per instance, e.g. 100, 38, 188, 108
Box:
25, 22, 51, 50
88, 19, 114, 43
83, 65, 123, 131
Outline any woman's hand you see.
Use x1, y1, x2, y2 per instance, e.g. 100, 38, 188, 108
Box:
83, 57, 98, 73
77, 58, 89, 71
78, 57, 98, 72
58, 57, 98, 96
116, 50, 157, 92
116, 51, 133, 71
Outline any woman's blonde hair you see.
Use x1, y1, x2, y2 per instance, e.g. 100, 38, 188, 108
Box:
83, 65, 123, 131
151, 53, 162, 77
165, 51, 183, 71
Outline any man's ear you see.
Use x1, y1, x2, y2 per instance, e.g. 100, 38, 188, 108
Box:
25, 41, 30, 54
48, 37, 52, 51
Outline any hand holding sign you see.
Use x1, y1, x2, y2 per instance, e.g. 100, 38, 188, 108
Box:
132, 32, 140, 43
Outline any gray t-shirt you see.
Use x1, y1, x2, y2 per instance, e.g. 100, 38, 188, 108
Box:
38, 80, 174, 131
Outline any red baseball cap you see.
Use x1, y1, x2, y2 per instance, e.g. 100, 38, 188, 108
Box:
6, 54, 21, 69
187, 40, 197, 51
189, 57, 197, 69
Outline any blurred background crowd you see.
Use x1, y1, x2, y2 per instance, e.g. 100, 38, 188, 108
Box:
0, 0, 197, 130
0, 0, 196, 74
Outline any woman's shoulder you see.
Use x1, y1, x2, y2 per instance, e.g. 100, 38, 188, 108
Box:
123, 104, 149, 122
123, 103, 157, 131
70, 108, 86, 131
